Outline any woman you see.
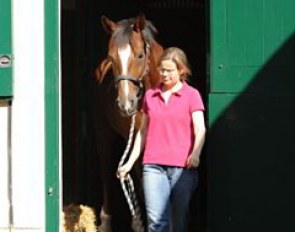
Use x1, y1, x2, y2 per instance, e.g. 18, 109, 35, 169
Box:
117, 47, 206, 232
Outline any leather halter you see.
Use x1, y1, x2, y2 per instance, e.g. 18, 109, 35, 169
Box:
113, 42, 150, 99
114, 76, 144, 98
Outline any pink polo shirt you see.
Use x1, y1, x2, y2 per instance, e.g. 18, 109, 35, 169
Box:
142, 82, 205, 167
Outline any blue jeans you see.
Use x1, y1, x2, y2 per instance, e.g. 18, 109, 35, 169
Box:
142, 164, 198, 232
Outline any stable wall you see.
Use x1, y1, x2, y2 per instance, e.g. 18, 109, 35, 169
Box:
0, 0, 45, 231
208, 0, 295, 231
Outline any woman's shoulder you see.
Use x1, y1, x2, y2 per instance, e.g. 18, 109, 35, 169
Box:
145, 86, 161, 96
183, 82, 201, 96
183, 82, 205, 110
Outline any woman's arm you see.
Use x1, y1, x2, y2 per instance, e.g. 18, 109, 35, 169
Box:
117, 113, 148, 178
186, 110, 206, 168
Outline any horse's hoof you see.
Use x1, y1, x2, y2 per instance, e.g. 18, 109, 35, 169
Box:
99, 210, 112, 232
98, 223, 112, 232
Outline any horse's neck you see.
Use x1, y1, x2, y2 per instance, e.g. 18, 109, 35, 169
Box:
145, 40, 164, 89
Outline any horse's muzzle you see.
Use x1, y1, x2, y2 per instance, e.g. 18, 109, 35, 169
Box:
117, 99, 138, 117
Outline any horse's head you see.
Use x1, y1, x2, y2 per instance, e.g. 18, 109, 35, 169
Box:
96, 14, 162, 117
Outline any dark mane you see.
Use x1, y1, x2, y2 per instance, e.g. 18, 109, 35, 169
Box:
112, 18, 158, 47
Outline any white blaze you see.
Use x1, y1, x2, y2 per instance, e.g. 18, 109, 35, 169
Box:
118, 45, 131, 110
118, 45, 131, 75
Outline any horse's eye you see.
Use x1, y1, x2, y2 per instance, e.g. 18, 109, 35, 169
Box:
136, 52, 144, 59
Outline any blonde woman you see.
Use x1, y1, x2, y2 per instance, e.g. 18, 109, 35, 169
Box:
118, 47, 206, 232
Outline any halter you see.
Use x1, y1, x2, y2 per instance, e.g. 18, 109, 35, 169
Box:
114, 76, 144, 98
113, 42, 151, 99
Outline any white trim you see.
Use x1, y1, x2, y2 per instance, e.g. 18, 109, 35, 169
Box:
11, 0, 45, 230
0, 102, 9, 228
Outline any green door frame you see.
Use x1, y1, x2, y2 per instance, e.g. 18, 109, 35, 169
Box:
0, 0, 13, 98
45, 0, 59, 231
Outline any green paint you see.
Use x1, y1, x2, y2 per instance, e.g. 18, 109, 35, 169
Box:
0, 0, 12, 97
208, 93, 236, 126
45, 0, 59, 231
209, 0, 295, 231
210, 0, 295, 94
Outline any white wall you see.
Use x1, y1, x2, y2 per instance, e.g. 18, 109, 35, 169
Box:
9, 0, 44, 231
0, 0, 62, 231
0, 102, 10, 230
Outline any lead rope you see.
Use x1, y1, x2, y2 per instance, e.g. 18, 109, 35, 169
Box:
118, 114, 145, 232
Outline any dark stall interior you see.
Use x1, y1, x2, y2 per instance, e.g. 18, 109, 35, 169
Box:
61, 0, 208, 231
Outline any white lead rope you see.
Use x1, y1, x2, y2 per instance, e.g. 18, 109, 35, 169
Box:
118, 114, 145, 232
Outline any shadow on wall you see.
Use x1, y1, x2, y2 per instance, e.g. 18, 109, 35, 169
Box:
208, 33, 295, 232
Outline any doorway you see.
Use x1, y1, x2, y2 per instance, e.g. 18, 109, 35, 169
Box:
61, 0, 208, 231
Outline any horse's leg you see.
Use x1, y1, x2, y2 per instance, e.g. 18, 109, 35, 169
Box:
95, 116, 133, 232
98, 131, 135, 232
95, 117, 116, 232
91, 85, 113, 231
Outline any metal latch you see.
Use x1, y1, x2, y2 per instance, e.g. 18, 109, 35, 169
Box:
0, 54, 12, 68
47, 187, 55, 197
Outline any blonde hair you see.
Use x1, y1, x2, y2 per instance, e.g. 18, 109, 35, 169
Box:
158, 47, 192, 81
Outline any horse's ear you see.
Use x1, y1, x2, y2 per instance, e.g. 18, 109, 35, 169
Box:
101, 15, 117, 34
133, 13, 146, 32
96, 58, 112, 84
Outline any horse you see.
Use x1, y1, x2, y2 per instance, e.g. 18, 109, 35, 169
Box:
94, 14, 164, 231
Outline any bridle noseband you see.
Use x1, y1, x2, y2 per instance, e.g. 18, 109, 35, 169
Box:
113, 42, 150, 99
114, 76, 144, 98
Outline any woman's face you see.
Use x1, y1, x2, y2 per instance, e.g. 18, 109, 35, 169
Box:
158, 60, 181, 88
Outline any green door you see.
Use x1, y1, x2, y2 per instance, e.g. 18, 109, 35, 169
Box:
209, 0, 295, 231
45, 0, 59, 231
0, 0, 13, 98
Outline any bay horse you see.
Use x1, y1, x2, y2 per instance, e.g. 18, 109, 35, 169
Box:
94, 14, 163, 231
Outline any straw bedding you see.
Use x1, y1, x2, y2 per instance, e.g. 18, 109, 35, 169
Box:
62, 204, 99, 232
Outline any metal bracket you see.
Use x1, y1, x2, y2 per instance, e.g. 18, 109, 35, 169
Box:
0, 54, 12, 68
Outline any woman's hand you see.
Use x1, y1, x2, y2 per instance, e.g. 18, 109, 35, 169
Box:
117, 162, 133, 179
186, 154, 200, 168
